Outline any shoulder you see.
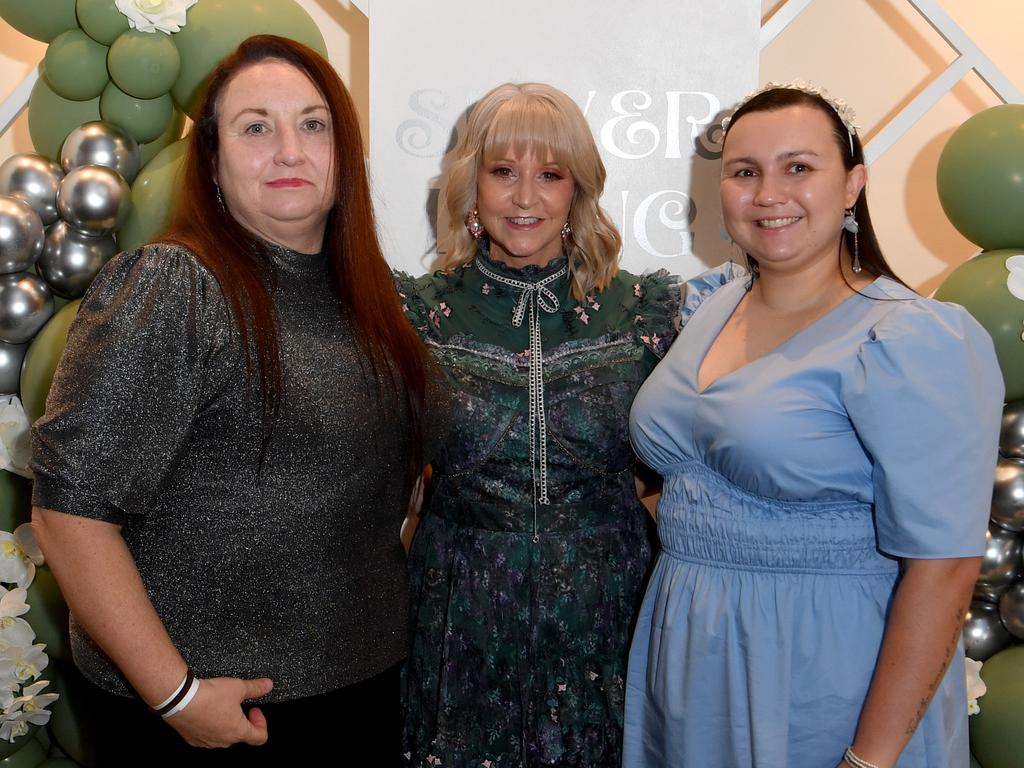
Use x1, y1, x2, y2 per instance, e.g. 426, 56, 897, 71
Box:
678, 261, 747, 329
607, 268, 682, 358
89, 242, 221, 303
865, 277, 996, 352
392, 264, 474, 338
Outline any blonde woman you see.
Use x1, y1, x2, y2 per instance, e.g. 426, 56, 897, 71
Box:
397, 82, 735, 767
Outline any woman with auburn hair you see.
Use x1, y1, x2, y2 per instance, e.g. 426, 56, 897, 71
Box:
31, 35, 434, 763
624, 84, 1002, 767
397, 82, 736, 766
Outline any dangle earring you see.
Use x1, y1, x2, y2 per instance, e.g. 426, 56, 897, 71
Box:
843, 207, 861, 273
465, 209, 484, 240
215, 184, 226, 212
560, 221, 572, 243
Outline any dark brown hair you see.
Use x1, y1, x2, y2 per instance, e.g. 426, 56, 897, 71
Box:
724, 87, 906, 285
164, 34, 432, 486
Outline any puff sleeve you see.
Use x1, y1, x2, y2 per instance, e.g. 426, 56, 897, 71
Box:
31, 244, 233, 524
843, 299, 1003, 558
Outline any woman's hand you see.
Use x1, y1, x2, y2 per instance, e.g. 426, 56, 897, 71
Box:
166, 676, 274, 748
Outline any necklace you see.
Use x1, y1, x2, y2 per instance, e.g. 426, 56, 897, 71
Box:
475, 257, 568, 542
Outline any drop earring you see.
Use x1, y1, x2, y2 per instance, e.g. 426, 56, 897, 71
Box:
561, 221, 572, 243
843, 207, 861, 273
465, 209, 484, 240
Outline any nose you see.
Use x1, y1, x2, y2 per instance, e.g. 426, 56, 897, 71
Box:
512, 176, 536, 209
274, 126, 303, 166
752, 173, 784, 206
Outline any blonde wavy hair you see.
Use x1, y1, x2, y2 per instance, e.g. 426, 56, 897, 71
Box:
438, 82, 622, 300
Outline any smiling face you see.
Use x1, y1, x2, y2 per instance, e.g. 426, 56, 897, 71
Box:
720, 104, 866, 277
475, 146, 575, 268
215, 59, 335, 254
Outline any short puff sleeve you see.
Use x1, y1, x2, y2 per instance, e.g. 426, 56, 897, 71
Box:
843, 299, 1003, 558
31, 244, 234, 524
679, 261, 747, 330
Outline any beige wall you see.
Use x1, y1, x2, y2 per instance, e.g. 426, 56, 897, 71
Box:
762, 0, 1024, 294
3, 1, 1021, 292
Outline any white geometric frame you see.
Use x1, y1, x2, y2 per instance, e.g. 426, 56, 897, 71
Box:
762, 0, 1024, 164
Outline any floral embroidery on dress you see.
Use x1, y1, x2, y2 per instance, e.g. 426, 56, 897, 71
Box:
573, 306, 590, 325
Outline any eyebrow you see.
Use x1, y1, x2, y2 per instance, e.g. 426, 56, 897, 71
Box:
228, 105, 328, 122
724, 149, 820, 166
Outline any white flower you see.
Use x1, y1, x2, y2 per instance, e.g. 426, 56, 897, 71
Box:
0, 716, 29, 743
0, 397, 32, 480
0, 643, 48, 683
0, 588, 34, 649
115, 0, 198, 34
4, 680, 58, 728
966, 656, 987, 716
0, 525, 44, 590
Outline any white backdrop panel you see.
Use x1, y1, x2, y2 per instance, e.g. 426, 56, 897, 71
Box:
369, 1, 759, 278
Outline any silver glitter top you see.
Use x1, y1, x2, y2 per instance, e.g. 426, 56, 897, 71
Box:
32, 242, 415, 701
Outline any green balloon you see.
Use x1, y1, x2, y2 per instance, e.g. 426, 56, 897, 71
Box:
138, 109, 185, 168
99, 81, 174, 145
20, 300, 81, 424
170, 0, 327, 116
0, 736, 45, 766
938, 104, 1024, 250
75, 0, 129, 45
27, 69, 101, 161
46, 664, 98, 767
107, 29, 181, 99
970, 645, 1024, 768
0, 470, 32, 535
117, 138, 187, 252
42, 29, 110, 102
25, 566, 70, 662
37, 762, 78, 768
0, 0, 77, 42
934, 249, 1024, 401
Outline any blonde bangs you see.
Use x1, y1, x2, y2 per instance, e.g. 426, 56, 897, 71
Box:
482, 96, 576, 170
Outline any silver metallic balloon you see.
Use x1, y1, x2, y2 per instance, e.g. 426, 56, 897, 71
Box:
0, 272, 53, 344
57, 165, 131, 237
998, 580, 1024, 639
39, 222, 116, 299
964, 599, 1013, 660
0, 340, 27, 394
1002, 400, 1024, 459
60, 121, 141, 184
973, 523, 1023, 602
0, 195, 44, 275
0, 154, 63, 225
992, 457, 1024, 532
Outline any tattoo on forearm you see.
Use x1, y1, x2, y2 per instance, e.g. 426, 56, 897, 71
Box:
905, 607, 966, 736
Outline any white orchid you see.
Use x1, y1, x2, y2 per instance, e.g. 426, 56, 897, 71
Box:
4, 680, 57, 725
0, 397, 31, 480
0, 525, 43, 590
966, 656, 987, 716
0, 643, 48, 683
115, 0, 198, 34
0, 587, 34, 649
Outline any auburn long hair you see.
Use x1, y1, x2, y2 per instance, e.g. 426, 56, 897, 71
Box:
164, 34, 432, 487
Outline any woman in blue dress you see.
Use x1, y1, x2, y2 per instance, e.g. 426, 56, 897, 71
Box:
624, 84, 1004, 767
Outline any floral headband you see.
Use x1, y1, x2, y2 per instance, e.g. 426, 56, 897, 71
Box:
722, 80, 860, 155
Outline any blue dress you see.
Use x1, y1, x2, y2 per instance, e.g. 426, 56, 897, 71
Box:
624, 273, 1003, 767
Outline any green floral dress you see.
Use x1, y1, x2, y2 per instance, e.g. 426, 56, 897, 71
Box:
397, 246, 679, 767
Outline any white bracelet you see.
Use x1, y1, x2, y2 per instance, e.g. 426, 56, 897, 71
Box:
844, 747, 882, 768
162, 676, 200, 719
153, 671, 189, 711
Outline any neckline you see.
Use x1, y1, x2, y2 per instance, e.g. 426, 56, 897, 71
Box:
476, 239, 569, 283
694, 276, 884, 395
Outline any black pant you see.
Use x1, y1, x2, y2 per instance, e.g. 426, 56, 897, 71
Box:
70, 663, 402, 767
